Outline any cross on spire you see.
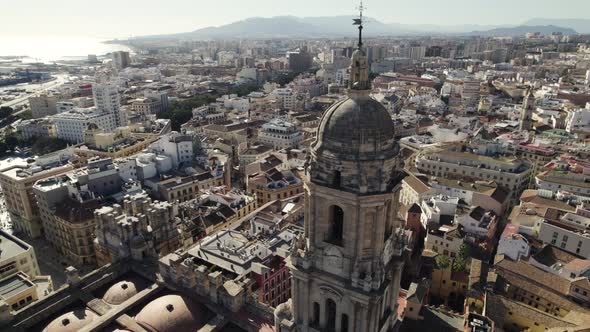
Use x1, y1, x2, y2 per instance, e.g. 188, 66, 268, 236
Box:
353, 1, 365, 48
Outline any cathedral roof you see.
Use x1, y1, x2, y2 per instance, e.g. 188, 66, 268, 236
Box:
102, 280, 140, 305
135, 295, 208, 332
43, 309, 97, 332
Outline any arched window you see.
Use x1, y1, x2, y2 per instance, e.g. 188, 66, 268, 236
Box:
326, 299, 337, 332
341, 314, 349, 332
327, 205, 344, 246
312, 302, 320, 326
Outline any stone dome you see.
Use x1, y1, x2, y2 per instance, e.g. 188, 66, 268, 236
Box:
102, 280, 140, 305
313, 93, 397, 160
309, 92, 400, 194
135, 295, 207, 332
43, 309, 97, 332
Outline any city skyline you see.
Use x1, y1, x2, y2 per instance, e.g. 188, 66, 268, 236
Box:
2, 1, 590, 331
2, 0, 590, 39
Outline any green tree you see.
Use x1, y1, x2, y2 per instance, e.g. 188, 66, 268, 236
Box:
272, 71, 298, 86
158, 95, 218, 131
436, 254, 451, 270
229, 83, 260, 97
29, 137, 68, 155
452, 244, 472, 273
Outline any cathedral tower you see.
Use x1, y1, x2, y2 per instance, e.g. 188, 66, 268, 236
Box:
520, 87, 535, 131
277, 6, 410, 332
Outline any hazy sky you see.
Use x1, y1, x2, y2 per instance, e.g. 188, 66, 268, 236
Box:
2, 0, 589, 39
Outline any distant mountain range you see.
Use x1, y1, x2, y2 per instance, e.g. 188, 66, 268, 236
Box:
125, 16, 584, 41
524, 18, 590, 34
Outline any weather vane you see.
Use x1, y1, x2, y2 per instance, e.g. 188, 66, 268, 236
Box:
353, 1, 365, 48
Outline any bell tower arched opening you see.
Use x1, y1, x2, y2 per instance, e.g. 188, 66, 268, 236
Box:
326, 205, 344, 246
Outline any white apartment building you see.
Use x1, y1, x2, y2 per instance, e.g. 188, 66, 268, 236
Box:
131, 97, 161, 116
220, 94, 250, 113
52, 107, 117, 143
335, 68, 350, 87
420, 195, 459, 228
424, 225, 463, 258
497, 224, 530, 261
290, 77, 327, 98
462, 80, 481, 106
270, 88, 299, 110
457, 206, 498, 240
566, 108, 590, 137
538, 212, 590, 258
149, 132, 193, 169
428, 177, 510, 215
536, 171, 590, 198
408, 46, 426, 61
134, 153, 172, 179
93, 77, 123, 127
416, 150, 532, 202
56, 101, 74, 114
257, 120, 303, 150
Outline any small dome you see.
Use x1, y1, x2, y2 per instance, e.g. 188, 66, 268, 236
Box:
135, 295, 207, 332
103, 280, 139, 305
43, 309, 96, 332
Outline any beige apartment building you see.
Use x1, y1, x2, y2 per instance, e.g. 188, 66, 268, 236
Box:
0, 157, 74, 238
28, 94, 62, 118
0, 230, 40, 280
156, 172, 225, 203
0, 272, 39, 313
415, 149, 532, 202
34, 172, 104, 266
52, 200, 99, 266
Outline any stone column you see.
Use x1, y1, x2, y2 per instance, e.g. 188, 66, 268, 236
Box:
292, 278, 301, 324
335, 301, 342, 332
369, 302, 379, 332
375, 205, 384, 256
356, 304, 368, 332
304, 188, 310, 239
319, 297, 327, 328
308, 187, 316, 247
301, 278, 310, 327
389, 261, 404, 326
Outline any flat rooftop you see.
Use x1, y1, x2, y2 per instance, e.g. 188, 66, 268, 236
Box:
0, 273, 34, 300
0, 230, 30, 260
0, 157, 28, 172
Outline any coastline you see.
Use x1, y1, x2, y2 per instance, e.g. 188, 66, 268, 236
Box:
0, 36, 133, 63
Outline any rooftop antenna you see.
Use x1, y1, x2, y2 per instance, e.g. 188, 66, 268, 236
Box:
353, 0, 365, 48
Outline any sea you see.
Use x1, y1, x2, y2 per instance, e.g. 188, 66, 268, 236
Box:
0, 35, 132, 63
